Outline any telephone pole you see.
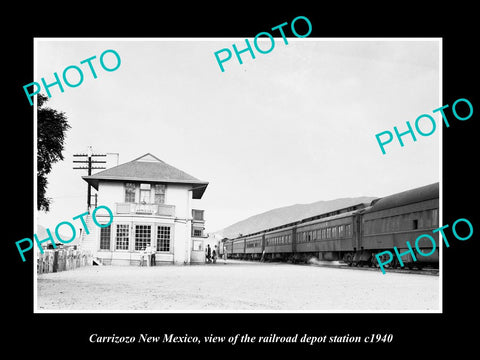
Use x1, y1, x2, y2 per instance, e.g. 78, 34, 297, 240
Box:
73, 146, 106, 212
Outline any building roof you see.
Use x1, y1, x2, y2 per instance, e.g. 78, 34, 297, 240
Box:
82, 153, 208, 199
367, 182, 439, 213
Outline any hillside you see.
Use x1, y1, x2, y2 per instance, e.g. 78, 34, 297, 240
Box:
215, 196, 377, 239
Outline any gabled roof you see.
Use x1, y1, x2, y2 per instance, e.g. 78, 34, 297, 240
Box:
82, 153, 208, 199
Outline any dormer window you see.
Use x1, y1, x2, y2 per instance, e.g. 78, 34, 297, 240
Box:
125, 182, 136, 203
154, 184, 166, 204
140, 183, 151, 204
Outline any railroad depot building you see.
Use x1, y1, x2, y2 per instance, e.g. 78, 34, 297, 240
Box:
79, 153, 209, 265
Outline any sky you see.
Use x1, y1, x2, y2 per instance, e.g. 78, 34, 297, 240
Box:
35, 38, 441, 233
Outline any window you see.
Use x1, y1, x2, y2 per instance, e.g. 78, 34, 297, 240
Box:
322, 228, 326, 239
135, 225, 151, 251
326, 228, 331, 239
432, 209, 439, 227
338, 225, 345, 238
332, 227, 337, 238
157, 226, 171, 252
125, 182, 136, 203
192, 209, 204, 221
140, 183, 151, 204
412, 219, 418, 230
100, 225, 111, 250
346, 224, 352, 237
193, 228, 203, 237
192, 239, 203, 251
115, 224, 129, 250
154, 184, 166, 204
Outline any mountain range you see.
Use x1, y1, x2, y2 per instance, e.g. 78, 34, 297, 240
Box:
214, 196, 377, 239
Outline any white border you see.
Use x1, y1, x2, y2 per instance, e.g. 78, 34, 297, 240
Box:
33, 37, 443, 314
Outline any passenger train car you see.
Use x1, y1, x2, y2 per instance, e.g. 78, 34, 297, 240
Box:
226, 183, 439, 269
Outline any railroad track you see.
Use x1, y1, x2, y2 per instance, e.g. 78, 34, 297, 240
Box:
233, 258, 439, 276
306, 261, 440, 276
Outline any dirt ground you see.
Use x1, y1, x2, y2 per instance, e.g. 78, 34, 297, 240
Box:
36, 260, 439, 312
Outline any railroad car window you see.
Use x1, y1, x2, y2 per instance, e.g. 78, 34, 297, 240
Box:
326, 228, 331, 239
332, 227, 337, 238
413, 219, 418, 230
388, 219, 394, 231
394, 216, 400, 231
322, 229, 326, 239
432, 209, 439, 226
363, 222, 368, 235
338, 225, 345, 238
380, 219, 387, 233
346, 224, 352, 237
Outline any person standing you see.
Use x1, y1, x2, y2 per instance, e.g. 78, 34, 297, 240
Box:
206, 244, 212, 263
223, 245, 228, 264
150, 245, 156, 266
145, 244, 152, 266
212, 245, 217, 263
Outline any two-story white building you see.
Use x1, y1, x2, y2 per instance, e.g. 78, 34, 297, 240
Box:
79, 153, 208, 265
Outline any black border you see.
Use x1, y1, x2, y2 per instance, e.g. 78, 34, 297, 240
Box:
7, 5, 478, 354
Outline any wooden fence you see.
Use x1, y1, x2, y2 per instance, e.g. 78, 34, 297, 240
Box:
37, 247, 93, 274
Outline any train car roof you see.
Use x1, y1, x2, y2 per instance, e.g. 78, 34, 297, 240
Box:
227, 202, 371, 240
366, 182, 439, 213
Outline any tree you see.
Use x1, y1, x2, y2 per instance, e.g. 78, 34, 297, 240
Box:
37, 94, 71, 212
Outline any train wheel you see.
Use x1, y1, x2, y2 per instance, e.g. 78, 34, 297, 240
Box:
344, 253, 353, 266
372, 253, 393, 269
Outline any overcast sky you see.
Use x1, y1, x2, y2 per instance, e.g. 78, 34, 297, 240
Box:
35, 38, 441, 233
